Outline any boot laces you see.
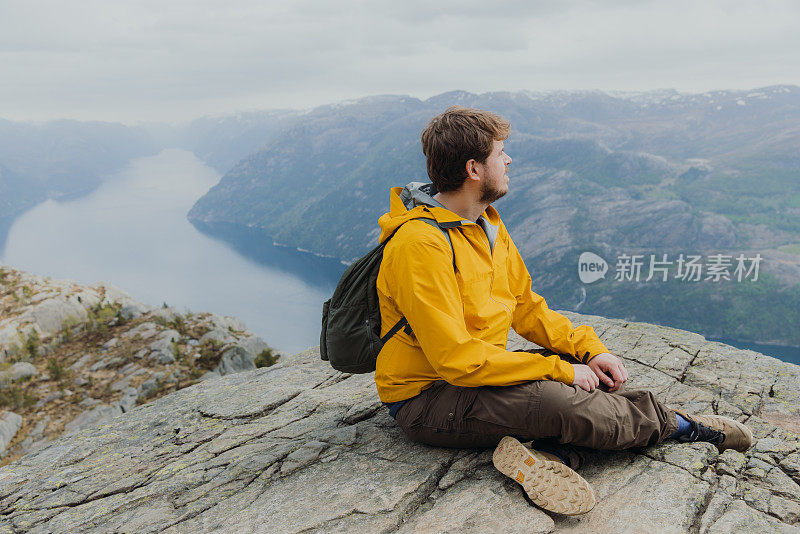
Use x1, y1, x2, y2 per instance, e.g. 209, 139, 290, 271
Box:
679, 419, 724, 445
695, 422, 724, 444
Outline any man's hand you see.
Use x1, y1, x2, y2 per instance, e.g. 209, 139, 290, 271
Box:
587, 352, 629, 392
572, 364, 600, 392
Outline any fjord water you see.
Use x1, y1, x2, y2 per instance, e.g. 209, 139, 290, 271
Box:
3, 149, 799, 364
0, 149, 345, 354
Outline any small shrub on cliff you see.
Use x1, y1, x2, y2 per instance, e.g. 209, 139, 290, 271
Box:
85, 303, 119, 337
192, 323, 212, 339
93, 304, 117, 324
196, 339, 224, 370
255, 348, 280, 368
188, 366, 205, 380
95, 323, 108, 337
0, 385, 35, 411
60, 316, 81, 343
171, 340, 183, 361
172, 315, 186, 335
3, 344, 21, 362
46, 357, 65, 381
22, 330, 40, 361
154, 315, 190, 337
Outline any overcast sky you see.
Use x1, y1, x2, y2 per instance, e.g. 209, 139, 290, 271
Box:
2, 0, 799, 124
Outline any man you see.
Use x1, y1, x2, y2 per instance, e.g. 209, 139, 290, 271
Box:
374, 106, 752, 515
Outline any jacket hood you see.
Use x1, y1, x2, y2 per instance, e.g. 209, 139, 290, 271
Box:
377, 182, 500, 244
398, 181, 446, 211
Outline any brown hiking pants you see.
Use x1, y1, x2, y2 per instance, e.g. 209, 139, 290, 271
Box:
394, 377, 679, 451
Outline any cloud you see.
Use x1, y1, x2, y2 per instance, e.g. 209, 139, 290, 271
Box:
0, 0, 798, 123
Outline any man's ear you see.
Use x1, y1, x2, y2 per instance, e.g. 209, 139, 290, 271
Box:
465, 159, 481, 181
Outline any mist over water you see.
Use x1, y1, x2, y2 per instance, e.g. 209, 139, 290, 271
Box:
0, 149, 344, 354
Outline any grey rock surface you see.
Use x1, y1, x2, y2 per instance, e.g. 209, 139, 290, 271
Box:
14, 416, 50, 458
216, 346, 256, 376
34, 391, 64, 409
88, 357, 123, 372
79, 398, 101, 408
150, 307, 180, 323
119, 302, 150, 320
208, 314, 247, 333
117, 388, 140, 413
121, 322, 159, 340
0, 315, 798, 533
63, 404, 123, 434
147, 330, 180, 364
199, 327, 237, 346
137, 372, 165, 399
236, 335, 270, 360
68, 354, 94, 372
0, 362, 37, 384
20, 296, 88, 336
0, 266, 278, 470
0, 412, 22, 456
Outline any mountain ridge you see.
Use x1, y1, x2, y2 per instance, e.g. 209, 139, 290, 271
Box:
185, 86, 800, 349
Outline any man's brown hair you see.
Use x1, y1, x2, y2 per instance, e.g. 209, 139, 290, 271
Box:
420, 106, 510, 193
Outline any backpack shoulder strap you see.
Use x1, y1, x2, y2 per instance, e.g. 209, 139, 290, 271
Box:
378, 215, 460, 344
412, 216, 458, 270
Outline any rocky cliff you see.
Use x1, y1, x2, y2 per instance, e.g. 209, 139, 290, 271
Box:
1, 291, 799, 532
0, 265, 280, 466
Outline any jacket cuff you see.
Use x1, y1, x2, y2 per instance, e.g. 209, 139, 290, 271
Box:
578, 340, 610, 364
554, 357, 575, 385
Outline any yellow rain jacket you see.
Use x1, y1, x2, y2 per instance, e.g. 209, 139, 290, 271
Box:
375, 183, 609, 403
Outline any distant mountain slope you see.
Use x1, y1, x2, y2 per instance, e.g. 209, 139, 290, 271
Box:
187, 87, 800, 347
169, 110, 300, 173
0, 119, 159, 227
188, 86, 800, 260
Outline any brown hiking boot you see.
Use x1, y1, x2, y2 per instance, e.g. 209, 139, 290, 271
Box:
674, 410, 753, 452
530, 438, 587, 470
493, 436, 596, 516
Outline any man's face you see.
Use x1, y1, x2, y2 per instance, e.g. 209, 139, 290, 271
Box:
477, 139, 512, 203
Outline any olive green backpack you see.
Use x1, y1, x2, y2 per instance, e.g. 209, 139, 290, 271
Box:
320, 216, 458, 373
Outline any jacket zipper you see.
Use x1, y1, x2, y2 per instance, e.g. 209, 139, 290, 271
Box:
479, 226, 513, 318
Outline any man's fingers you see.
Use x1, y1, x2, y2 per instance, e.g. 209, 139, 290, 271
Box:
620, 361, 629, 381
580, 379, 593, 392
591, 364, 613, 387
608, 364, 624, 385
598, 370, 613, 387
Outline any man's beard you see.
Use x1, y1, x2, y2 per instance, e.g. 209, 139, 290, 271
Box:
479, 178, 507, 203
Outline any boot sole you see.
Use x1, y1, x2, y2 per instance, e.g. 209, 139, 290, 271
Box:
492, 436, 596, 516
